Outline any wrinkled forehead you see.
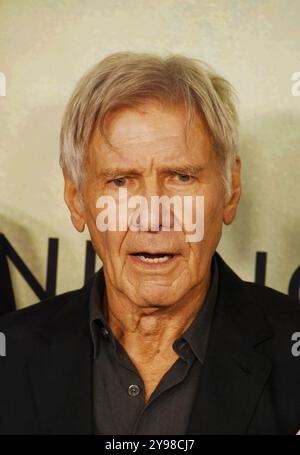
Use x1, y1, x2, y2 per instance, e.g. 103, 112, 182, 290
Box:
87, 100, 213, 169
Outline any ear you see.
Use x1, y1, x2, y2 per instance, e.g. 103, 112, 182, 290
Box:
223, 156, 242, 225
63, 172, 86, 233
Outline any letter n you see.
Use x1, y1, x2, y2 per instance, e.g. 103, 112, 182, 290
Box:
0, 234, 58, 315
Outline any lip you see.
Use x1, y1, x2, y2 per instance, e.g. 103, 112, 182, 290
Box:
129, 251, 178, 256
129, 253, 180, 270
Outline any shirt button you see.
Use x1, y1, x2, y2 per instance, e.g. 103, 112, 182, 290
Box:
100, 327, 110, 339
128, 384, 140, 397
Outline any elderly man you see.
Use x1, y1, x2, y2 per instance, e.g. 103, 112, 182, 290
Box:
0, 52, 299, 435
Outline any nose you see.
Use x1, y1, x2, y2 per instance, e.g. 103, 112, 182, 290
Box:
133, 198, 161, 232
129, 176, 173, 232
129, 176, 163, 232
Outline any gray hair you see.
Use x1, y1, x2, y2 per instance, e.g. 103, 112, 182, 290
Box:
60, 52, 239, 200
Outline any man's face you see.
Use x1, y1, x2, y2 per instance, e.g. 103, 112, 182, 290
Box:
66, 100, 240, 308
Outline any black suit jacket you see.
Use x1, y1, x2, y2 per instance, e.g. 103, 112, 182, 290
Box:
0, 252, 299, 434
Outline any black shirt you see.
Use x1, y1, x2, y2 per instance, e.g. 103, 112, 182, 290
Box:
89, 254, 219, 435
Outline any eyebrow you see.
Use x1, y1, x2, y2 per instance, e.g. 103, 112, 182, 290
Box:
161, 165, 205, 175
97, 164, 205, 179
97, 167, 143, 178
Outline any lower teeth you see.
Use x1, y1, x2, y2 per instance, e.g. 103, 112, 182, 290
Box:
137, 255, 172, 264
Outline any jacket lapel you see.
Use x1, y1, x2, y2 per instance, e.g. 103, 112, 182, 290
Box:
27, 281, 95, 434
186, 253, 273, 434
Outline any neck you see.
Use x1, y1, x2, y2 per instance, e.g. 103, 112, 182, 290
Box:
103, 269, 211, 363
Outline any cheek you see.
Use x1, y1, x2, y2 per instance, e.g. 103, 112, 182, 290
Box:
203, 182, 224, 223
82, 198, 121, 261
187, 191, 224, 260
90, 229, 126, 265
206, 199, 223, 226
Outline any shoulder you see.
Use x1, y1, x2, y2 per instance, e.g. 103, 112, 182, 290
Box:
0, 277, 94, 337
243, 280, 300, 325
239, 282, 300, 361
216, 252, 299, 320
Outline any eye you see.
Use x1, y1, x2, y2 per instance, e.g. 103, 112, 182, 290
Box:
175, 173, 193, 182
109, 177, 128, 187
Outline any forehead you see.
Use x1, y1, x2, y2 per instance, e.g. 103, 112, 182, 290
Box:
88, 100, 212, 167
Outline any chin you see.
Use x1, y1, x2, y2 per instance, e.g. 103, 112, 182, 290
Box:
136, 286, 181, 308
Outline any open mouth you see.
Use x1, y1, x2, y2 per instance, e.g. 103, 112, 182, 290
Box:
130, 252, 176, 264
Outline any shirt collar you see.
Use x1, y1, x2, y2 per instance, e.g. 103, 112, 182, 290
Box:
89, 253, 219, 363
89, 275, 115, 359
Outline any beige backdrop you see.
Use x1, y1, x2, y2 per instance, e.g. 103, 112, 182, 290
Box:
0, 0, 299, 309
